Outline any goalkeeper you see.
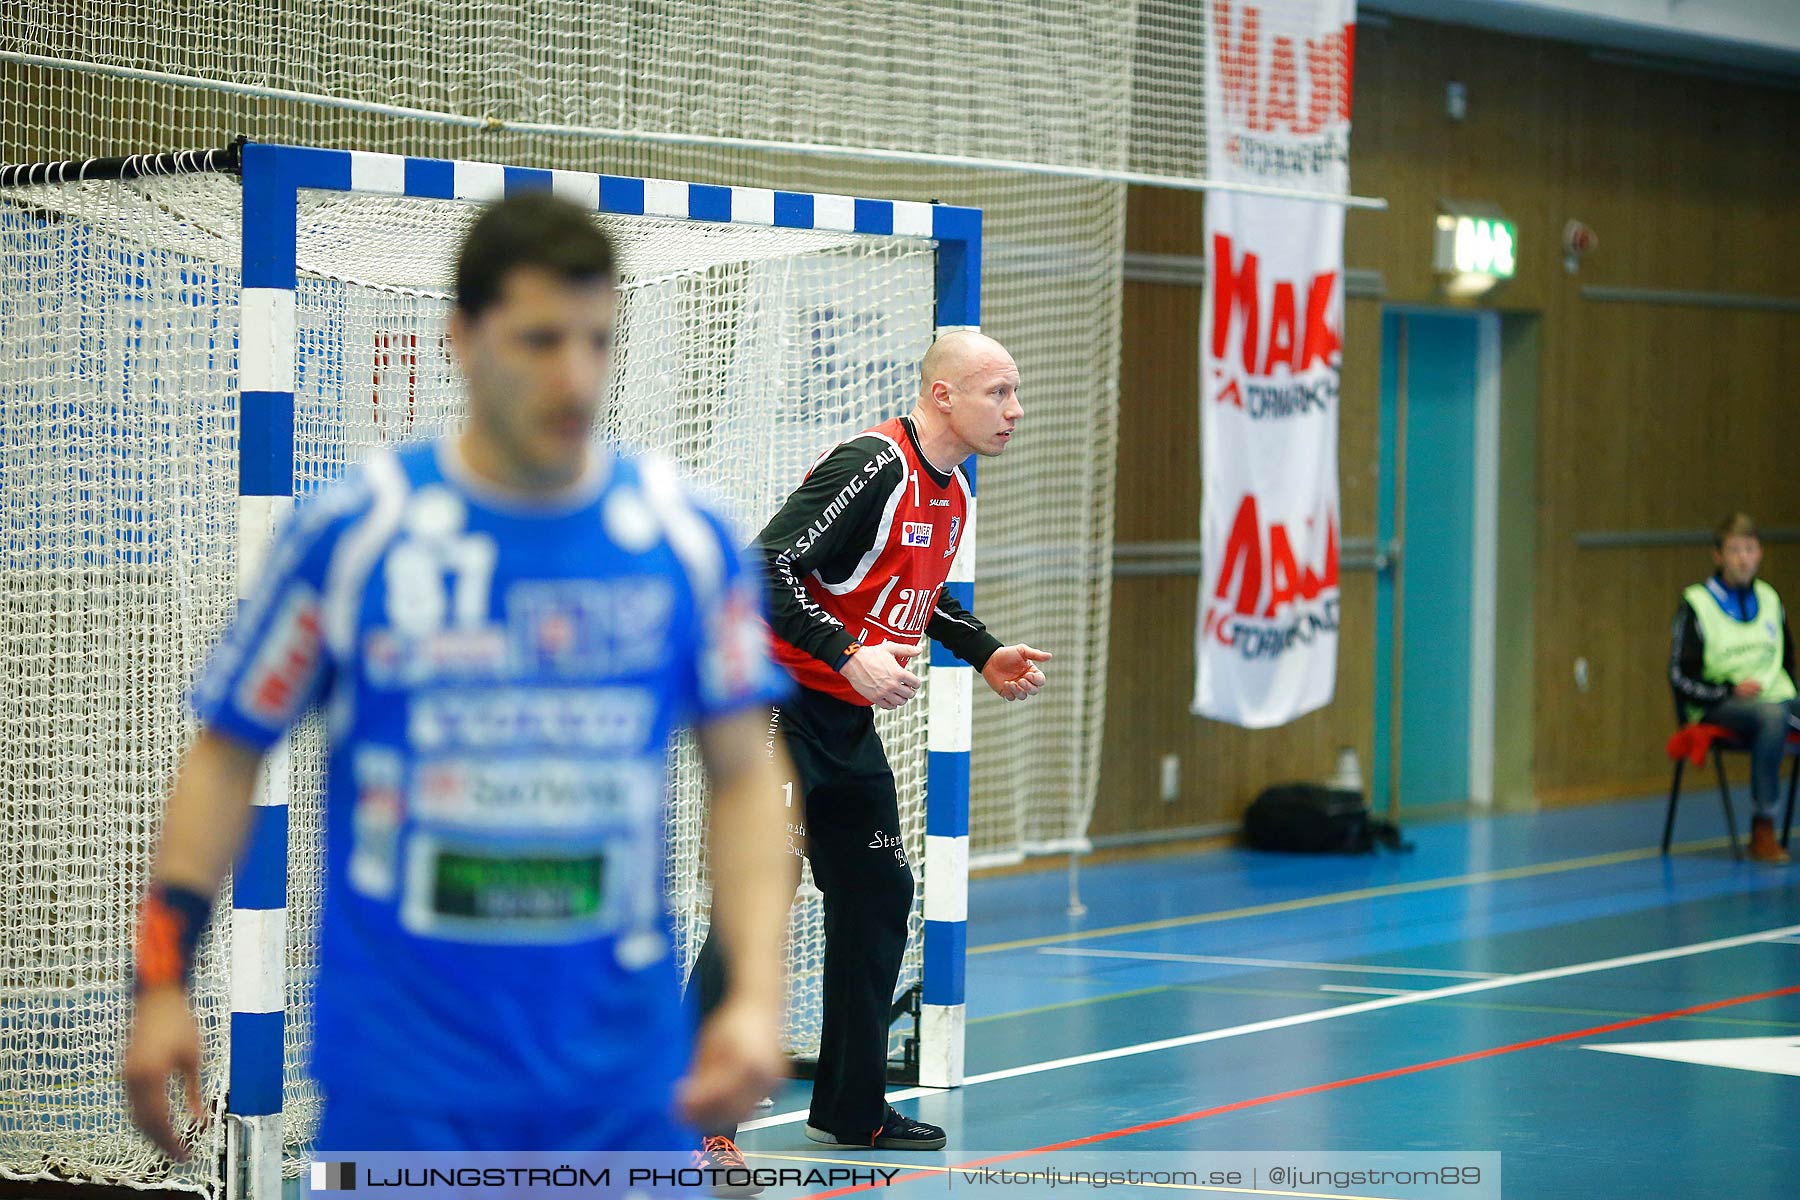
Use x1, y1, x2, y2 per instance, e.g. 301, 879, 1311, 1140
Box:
123, 192, 795, 1154
691, 331, 1050, 1171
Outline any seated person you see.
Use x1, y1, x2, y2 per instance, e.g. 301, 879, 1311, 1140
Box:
1669, 513, 1798, 865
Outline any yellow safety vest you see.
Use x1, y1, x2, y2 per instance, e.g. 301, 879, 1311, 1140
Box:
1683, 578, 1796, 721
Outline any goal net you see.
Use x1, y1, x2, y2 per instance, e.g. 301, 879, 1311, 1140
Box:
6, 0, 1135, 879
0, 164, 938, 1193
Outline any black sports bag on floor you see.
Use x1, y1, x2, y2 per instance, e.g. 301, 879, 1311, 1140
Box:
1243, 784, 1413, 854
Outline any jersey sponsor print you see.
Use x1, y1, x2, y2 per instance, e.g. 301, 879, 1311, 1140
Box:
192, 440, 787, 1114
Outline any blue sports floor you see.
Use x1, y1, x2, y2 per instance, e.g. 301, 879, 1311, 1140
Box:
736, 796, 1800, 1199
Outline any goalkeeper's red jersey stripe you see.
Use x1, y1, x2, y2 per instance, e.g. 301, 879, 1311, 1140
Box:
770, 417, 970, 705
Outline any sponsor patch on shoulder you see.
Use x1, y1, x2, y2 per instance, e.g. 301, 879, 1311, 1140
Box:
236, 585, 324, 725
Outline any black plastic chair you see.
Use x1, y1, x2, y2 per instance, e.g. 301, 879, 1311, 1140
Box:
1662, 698, 1800, 859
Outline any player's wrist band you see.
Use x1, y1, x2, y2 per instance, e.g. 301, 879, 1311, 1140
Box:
133, 882, 213, 994
834, 641, 863, 671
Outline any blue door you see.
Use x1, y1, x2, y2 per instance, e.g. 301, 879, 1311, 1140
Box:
1376, 310, 1483, 811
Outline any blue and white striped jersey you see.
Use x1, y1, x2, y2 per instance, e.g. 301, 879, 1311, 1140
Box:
192, 438, 788, 1115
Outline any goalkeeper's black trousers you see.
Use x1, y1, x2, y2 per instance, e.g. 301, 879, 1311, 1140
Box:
690, 683, 915, 1140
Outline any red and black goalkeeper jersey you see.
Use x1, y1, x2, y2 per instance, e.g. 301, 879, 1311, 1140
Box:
754, 416, 1002, 706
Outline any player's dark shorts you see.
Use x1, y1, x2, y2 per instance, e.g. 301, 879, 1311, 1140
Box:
695, 681, 912, 1137
773, 683, 912, 1134
774, 683, 892, 788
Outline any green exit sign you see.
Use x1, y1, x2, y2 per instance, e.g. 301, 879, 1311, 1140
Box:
1435, 213, 1517, 279
1434, 209, 1516, 297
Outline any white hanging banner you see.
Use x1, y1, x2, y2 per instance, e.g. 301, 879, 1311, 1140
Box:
1193, 193, 1343, 727
1193, 0, 1354, 728
1206, 0, 1356, 193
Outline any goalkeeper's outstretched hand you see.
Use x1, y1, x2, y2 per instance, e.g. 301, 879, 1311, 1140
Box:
982, 644, 1051, 701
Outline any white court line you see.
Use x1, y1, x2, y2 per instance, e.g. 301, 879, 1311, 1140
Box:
1317, 984, 1419, 997
1038, 946, 1502, 980
740, 922, 1800, 1132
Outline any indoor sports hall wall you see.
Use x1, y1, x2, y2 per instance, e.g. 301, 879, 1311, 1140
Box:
1099, 13, 1800, 838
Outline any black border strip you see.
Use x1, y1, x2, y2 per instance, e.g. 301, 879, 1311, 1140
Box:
0, 139, 244, 188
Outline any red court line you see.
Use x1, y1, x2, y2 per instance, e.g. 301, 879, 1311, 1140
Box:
801, 983, 1800, 1197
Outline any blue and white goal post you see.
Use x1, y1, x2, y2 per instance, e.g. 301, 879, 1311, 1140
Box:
228, 142, 980, 1194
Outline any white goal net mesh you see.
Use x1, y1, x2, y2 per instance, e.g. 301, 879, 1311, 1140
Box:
0, 178, 242, 1195
5, 0, 1135, 917
0, 171, 936, 1191
0, 0, 1179, 1188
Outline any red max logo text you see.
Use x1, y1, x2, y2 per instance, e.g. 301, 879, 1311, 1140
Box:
1203, 493, 1339, 641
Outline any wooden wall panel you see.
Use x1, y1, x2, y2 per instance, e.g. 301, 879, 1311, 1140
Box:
1100, 14, 1800, 836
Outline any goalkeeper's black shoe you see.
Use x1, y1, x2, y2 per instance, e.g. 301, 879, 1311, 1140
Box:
804, 1104, 946, 1150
